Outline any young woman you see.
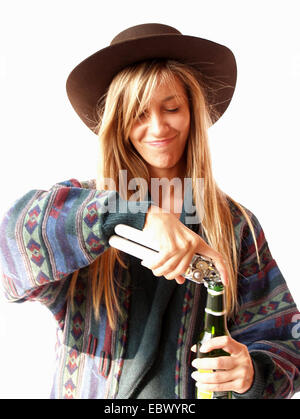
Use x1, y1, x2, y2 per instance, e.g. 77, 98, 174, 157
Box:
0, 23, 299, 399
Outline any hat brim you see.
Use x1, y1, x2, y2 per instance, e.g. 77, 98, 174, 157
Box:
66, 34, 237, 133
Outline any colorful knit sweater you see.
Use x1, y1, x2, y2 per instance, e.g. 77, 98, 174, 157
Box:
0, 178, 299, 399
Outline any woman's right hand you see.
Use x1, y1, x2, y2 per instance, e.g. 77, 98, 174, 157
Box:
142, 205, 228, 285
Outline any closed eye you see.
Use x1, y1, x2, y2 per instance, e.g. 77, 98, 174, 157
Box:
166, 107, 179, 113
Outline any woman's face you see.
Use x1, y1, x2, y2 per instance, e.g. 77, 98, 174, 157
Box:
129, 77, 190, 179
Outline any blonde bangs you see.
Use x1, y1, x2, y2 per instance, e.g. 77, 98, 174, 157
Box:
121, 62, 184, 140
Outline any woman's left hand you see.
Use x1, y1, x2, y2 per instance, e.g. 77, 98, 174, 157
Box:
191, 335, 254, 394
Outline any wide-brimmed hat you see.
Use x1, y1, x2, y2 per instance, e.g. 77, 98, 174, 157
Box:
66, 23, 237, 134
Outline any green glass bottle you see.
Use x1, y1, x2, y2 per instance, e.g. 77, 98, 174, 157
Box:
196, 281, 232, 399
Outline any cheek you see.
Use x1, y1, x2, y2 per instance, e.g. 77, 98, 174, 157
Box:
129, 129, 148, 159
129, 124, 145, 146
128, 129, 140, 150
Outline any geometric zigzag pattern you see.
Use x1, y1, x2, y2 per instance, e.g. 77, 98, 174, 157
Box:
82, 192, 110, 257
23, 194, 52, 286
62, 279, 87, 399
104, 268, 131, 399
233, 286, 293, 329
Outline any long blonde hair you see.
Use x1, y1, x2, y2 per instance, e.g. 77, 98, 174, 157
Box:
69, 59, 259, 328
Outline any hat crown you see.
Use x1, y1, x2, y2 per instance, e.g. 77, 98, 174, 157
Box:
110, 23, 182, 45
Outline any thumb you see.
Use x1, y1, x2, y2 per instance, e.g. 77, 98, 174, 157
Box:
214, 258, 229, 286
196, 244, 229, 287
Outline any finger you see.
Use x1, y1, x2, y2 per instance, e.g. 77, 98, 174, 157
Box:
207, 254, 228, 287
149, 249, 192, 278
159, 254, 194, 280
195, 380, 235, 393
214, 259, 229, 286
141, 255, 187, 284
191, 355, 233, 371
151, 253, 183, 277
141, 247, 183, 271
199, 336, 240, 356
194, 243, 229, 286
175, 275, 186, 285
191, 370, 213, 383
191, 368, 238, 385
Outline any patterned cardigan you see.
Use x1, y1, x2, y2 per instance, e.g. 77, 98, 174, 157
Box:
0, 178, 299, 399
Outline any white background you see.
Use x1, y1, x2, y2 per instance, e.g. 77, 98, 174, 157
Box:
0, 0, 299, 399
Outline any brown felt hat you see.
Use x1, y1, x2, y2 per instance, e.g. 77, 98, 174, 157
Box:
66, 23, 237, 134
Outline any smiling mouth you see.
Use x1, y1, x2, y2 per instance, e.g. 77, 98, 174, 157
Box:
146, 136, 176, 146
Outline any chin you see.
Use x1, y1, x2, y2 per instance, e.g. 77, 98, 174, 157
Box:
151, 163, 177, 171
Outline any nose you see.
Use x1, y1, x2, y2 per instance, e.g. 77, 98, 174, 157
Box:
147, 111, 169, 138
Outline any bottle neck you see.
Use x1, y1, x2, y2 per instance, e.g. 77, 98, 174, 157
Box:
203, 284, 228, 336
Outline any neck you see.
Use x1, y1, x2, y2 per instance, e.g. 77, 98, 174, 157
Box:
148, 156, 187, 181
148, 175, 185, 217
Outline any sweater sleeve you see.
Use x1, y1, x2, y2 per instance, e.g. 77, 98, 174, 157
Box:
0, 178, 150, 304
229, 206, 300, 399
